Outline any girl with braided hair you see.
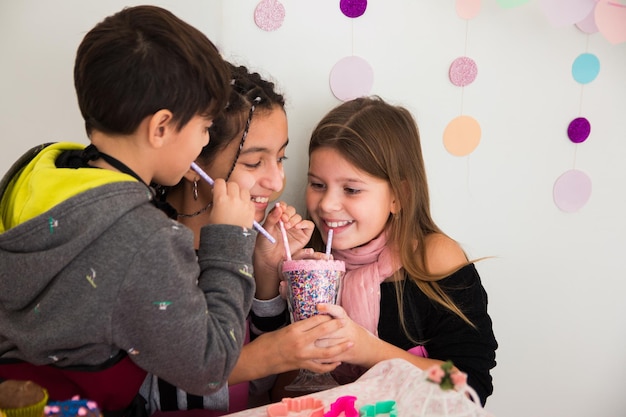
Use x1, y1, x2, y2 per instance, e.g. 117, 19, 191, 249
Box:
143, 63, 351, 415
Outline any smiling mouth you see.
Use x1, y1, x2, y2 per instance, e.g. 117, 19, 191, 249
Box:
251, 196, 269, 204
324, 220, 353, 228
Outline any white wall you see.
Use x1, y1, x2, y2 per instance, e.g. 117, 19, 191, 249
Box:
2, 1, 625, 416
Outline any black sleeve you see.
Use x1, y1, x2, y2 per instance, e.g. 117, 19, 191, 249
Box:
249, 308, 289, 340
419, 264, 498, 405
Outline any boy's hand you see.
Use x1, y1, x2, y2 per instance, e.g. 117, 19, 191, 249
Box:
207, 178, 255, 229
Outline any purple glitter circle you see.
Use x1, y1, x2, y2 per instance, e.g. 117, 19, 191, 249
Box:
340, 0, 367, 18
567, 117, 591, 143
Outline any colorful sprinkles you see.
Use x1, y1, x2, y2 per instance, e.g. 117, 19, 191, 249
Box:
283, 261, 343, 322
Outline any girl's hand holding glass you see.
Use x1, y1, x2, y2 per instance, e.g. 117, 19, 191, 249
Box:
254, 202, 316, 299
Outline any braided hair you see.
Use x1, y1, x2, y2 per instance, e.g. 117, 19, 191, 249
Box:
197, 63, 286, 172
152, 63, 285, 208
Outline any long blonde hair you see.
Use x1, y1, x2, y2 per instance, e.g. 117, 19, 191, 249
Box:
308, 96, 475, 333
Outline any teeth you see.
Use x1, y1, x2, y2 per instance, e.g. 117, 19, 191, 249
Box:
325, 220, 352, 228
251, 196, 269, 203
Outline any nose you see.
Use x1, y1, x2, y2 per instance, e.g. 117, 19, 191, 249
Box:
259, 163, 285, 193
318, 188, 341, 213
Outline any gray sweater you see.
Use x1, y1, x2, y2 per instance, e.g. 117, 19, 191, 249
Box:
0, 144, 256, 396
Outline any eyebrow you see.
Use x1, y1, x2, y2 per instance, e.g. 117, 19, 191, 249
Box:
307, 172, 366, 184
240, 139, 289, 155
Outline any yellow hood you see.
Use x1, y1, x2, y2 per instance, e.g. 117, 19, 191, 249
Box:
0, 142, 136, 232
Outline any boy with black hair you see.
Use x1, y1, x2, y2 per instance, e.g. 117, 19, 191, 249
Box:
0, 6, 256, 414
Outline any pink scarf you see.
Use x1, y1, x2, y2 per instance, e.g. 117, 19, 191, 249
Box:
332, 231, 402, 336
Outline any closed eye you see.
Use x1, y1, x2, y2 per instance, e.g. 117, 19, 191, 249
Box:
243, 161, 262, 169
309, 181, 325, 190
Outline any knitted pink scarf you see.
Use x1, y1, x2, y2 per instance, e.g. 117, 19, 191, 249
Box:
332, 231, 402, 336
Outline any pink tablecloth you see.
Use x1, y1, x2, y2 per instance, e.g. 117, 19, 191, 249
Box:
223, 359, 494, 417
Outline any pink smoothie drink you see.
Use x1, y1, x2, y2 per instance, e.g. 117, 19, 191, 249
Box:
282, 259, 345, 322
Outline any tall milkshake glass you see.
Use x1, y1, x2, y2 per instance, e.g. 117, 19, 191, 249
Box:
281, 258, 345, 391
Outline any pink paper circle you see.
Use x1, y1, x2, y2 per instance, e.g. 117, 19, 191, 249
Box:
329, 56, 374, 101
456, 0, 481, 20
567, 117, 591, 143
340, 0, 367, 18
254, 0, 285, 32
553, 169, 592, 212
449, 57, 478, 87
595, 1, 626, 45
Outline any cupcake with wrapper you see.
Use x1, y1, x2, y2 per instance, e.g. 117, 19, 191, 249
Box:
0, 380, 49, 417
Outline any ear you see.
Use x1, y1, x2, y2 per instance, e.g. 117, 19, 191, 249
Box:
181, 168, 198, 183
390, 196, 401, 215
147, 109, 174, 149
390, 181, 409, 214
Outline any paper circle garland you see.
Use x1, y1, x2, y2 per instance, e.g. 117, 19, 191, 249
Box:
329, 56, 374, 101
443, 116, 482, 156
553, 169, 592, 212
340, 0, 368, 18
449, 57, 478, 87
567, 117, 591, 143
254, 0, 286, 32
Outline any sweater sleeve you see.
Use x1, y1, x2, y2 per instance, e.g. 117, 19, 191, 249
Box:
249, 295, 289, 339
420, 264, 498, 405
112, 222, 256, 396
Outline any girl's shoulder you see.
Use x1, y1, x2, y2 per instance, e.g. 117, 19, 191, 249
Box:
423, 233, 467, 276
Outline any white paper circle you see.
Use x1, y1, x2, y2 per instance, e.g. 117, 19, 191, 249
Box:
329, 56, 374, 101
553, 169, 592, 212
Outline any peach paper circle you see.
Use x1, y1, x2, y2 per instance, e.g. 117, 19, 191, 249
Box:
553, 169, 592, 212
254, 0, 285, 32
329, 56, 374, 101
443, 115, 481, 156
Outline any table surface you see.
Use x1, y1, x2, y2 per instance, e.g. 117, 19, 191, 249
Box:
223, 359, 494, 417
